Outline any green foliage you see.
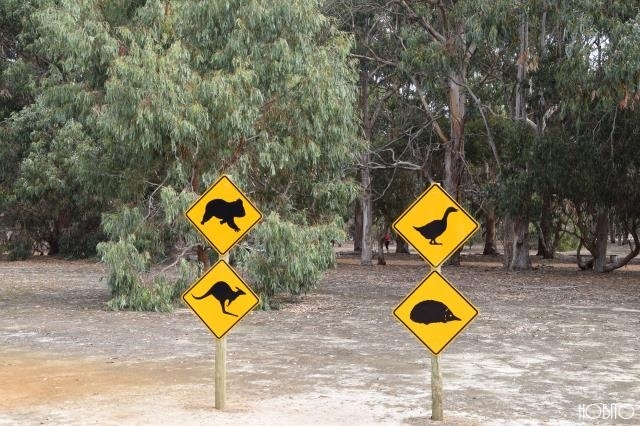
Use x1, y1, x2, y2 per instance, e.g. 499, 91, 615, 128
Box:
6, 236, 33, 261
97, 235, 177, 312
57, 220, 104, 259
96, 230, 199, 312
556, 232, 580, 253
239, 212, 344, 309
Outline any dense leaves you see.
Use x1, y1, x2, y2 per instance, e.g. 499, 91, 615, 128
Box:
2, 0, 640, 317
1, 0, 359, 309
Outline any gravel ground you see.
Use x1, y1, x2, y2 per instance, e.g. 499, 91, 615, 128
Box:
1, 246, 639, 425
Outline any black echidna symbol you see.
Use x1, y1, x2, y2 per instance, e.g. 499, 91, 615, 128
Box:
410, 300, 460, 325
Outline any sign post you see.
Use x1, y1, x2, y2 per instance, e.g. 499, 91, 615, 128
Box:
215, 251, 228, 410
215, 252, 229, 410
182, 175, 262, 410
392, 183, 479, 421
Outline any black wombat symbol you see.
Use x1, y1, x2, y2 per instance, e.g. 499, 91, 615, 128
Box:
410, 300, 460, 325
193, 281, 246, 317
201, 198, 246, 232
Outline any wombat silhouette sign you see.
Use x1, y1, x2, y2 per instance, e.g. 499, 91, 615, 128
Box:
185, 175, 263, 255
393, 270, 478, 355
182, 260, 259, 339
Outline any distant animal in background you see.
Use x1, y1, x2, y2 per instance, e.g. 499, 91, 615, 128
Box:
410, 300, 460, 325
193, 281, 246, 317
414, 207, 458, 245
201, 198, 246, 232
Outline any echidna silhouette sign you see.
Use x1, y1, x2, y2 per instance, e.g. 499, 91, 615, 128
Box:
393, 183, 479, 267
185, 175, 263, 255
393, 270, 478, 355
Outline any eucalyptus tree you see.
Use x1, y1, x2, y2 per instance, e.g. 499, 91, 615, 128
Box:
97, 0, 360, 308
324, 0, 427, 265
393, 0, 524, 265
2, 0, 359, 308
540, 1, 640, 271
1, 0, 113, 257
495, 0, 640, 271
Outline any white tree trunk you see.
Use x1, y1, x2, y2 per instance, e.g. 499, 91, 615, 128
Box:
509, 11, 532, 270
511, 216, 531, 270
360, 152, 373, 266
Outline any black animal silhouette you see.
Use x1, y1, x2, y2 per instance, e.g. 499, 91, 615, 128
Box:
414, 206, 458, 245
201, 198, 245, 232
410, 300, 460, 325
193, 281, 246, 317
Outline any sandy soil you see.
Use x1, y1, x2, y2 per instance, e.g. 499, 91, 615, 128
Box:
1, 245, 639, 425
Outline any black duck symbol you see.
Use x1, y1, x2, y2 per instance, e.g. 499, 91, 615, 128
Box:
193, 281, 246, 317
410, 300, 460, 325
201, 198, 246, 232
414, 206, 458, 245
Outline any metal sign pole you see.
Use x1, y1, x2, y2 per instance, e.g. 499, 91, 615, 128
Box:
215, 252, 229, 410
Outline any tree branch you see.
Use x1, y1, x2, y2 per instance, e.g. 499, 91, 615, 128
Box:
410, 75, 449, 144
462, 81, 501, 169
350, 53, 397, 67
398, 0, 446, 44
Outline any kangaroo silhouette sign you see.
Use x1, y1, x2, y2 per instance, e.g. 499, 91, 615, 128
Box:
182, 260, 259, 339
393, 270, 478, 355
185, 175, 263, 255
393, 183, 479, 267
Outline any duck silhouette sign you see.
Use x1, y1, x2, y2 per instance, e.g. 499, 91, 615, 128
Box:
393, 183, 479, 267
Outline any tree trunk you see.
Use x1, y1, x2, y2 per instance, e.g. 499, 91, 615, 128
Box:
536, 195, 555, 258
483, 206, 498, 255
508, 11, 532, 271
358, 61, 374, 266
503, 216, 513, 268
443, 70, 466, 267
48, 236, 60, 256
49, 208, 72, 256
377, 233, 386, 265
395, 236, 410, 254
592, 209, 609, 272
196, 245, 209, 268
360, 152, 373, 266
353, 200, 362, 253
510, 216, 531, 270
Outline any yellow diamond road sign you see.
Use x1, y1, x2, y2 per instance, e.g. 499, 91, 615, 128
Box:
182, 260, 260, 339
393, 183, 479, 267
185, 175, 263, 255
393, 270, 478, 355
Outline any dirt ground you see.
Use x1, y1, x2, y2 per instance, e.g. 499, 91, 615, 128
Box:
1, 244, 639, 425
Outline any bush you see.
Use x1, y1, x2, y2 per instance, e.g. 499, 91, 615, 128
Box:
7, 236, 33, 261
238, 212, 344, 309
97, 235, 200, 312
58, 222, 105, 258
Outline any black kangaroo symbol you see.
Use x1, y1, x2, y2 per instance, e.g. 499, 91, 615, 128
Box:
414, 206, 458, 245
193, 281, 246, 317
